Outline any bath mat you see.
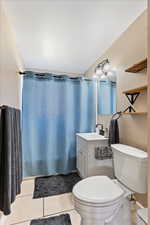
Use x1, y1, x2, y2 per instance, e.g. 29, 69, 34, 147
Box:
30, 214, 72, 225
33, 172, 81, 198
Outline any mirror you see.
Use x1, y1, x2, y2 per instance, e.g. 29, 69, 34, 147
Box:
97, 76, 117, 115
95, 59, 117, 115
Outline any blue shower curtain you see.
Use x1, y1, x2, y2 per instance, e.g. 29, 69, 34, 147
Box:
22, 72, 96, 177
98, 80, 116, 115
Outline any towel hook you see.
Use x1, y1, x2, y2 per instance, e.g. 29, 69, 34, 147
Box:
112, 111, 122, 120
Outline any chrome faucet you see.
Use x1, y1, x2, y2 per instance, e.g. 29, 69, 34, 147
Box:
96, 124, 104, 136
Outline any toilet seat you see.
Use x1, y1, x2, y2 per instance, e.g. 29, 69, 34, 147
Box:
73, 176, 124, 205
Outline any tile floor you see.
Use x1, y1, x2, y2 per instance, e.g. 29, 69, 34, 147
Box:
5, 177, 138, 225
5, 178, 80, 225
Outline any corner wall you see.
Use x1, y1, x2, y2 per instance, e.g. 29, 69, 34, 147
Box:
85, 10, 147, 206
0, 3, 24, 224
0, 3, 24, 109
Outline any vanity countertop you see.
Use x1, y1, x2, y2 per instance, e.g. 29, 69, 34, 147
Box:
76, 132, 108, 141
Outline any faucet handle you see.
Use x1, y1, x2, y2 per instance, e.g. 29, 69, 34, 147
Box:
96, 123, 104, 129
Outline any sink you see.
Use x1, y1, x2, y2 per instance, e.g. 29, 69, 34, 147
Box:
76, 132, 108, 141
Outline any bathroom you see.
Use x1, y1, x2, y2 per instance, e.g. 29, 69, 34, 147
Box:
0, 0, 149, 225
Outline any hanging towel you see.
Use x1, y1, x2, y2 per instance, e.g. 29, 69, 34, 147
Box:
108, 118, 119, 146
0, 106, 22, 215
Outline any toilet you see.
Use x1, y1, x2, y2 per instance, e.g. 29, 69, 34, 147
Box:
73, 144, 148, 225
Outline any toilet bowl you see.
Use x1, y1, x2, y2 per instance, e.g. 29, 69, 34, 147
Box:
73, 176, 124, 225
73, 144, 148, 225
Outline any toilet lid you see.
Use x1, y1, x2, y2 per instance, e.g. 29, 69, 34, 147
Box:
73, 176, 124, 204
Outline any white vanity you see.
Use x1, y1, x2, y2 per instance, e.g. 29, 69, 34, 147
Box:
76, 133, 114, 178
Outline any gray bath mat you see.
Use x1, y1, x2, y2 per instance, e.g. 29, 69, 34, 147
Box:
30, 214, 72, 225
33, 173, 81, 198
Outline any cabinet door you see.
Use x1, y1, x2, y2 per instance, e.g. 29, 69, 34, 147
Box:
76, 136, 88, 178
88, 141, 108, 167
87, 141, 113, 177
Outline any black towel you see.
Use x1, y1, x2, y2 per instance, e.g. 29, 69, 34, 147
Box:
0, 106, 22, 215
108, 119, 119, 146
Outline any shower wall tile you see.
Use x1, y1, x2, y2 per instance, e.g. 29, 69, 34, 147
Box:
44, 193, 74, 216
6, 196, 43, 225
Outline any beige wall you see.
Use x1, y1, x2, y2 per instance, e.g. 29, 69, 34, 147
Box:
85, 10, 147, 206
0, 3, 24, 109
0, 3, 24, 223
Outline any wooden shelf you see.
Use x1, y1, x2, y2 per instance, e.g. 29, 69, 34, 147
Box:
123, 112, 147, 115
122, 85, 147, 94
125, 59, 147, 73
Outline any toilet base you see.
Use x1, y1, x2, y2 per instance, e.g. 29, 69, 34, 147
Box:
81, 219, 104, 225
74, 197, 132, 225
78, 209, 123, 225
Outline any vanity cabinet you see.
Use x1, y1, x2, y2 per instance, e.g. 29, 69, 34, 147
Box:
76, 133, 114, 178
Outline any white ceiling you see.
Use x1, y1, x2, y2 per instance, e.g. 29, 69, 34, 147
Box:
4, 0, 147, 74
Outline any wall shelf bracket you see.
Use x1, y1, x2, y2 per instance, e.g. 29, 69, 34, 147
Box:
124, 92, 140, 113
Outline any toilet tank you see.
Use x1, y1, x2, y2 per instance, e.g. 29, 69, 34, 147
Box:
111, 144, 148, 194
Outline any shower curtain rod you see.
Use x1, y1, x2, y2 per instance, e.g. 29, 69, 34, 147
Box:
19, 71, 45, 76
19, 71, 60, 76
19, 71, 26, 75
18, 71, 91, 80
19, 71, 83, 77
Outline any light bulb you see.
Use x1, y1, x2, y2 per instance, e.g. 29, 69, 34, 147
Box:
107, 71, 113, 76
103, 63, 110, 72
96, 67, 103, 75
100, 74, 107, 81
107, 71, 116, 82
